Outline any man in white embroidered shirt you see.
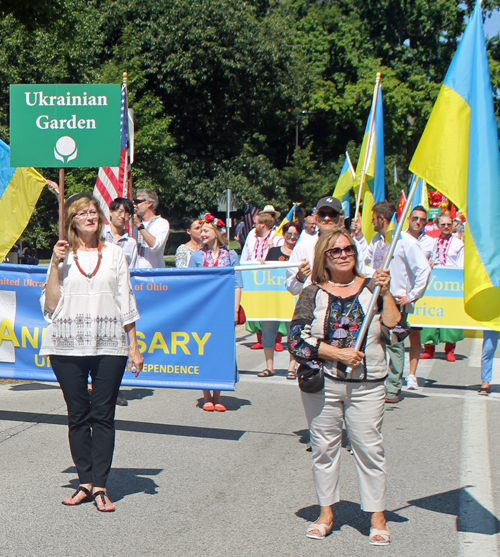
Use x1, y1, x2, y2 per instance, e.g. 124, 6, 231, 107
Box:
240, 211, 277, 263
363, 202, 431, 404
133, 188, 170, 268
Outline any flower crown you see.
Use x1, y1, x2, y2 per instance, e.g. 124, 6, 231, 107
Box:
199, 212, 224, 228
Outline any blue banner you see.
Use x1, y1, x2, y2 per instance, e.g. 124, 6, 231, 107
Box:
0, 264, 236, 390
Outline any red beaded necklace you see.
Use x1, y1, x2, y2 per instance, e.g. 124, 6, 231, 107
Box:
73, 245, 103, 278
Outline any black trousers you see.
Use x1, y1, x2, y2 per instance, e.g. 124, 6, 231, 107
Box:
51, 355, 127, 487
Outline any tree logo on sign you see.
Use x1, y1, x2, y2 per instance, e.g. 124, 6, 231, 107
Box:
54, 136, 78, 163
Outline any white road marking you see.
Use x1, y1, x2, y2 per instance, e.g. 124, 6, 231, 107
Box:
468, 338, 483, 368
459, 398, 499, 556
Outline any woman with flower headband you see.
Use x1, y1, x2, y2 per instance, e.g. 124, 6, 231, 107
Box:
189, 212, 242, 411
289, 228, 408, 546
40, 193, 143, 512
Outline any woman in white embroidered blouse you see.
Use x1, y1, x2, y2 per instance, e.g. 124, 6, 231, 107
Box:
40, 193, 143, 512
175, 217, 202, 268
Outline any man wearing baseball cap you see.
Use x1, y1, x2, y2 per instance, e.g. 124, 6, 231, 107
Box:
285, 197, 370, 295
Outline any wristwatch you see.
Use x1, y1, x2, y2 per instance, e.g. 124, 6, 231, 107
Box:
137, 223, 145, 230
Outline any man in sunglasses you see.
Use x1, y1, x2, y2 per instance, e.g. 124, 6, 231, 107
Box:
362, 202, 431, 403
285, 196, 370, 295
420, 213, 465, 362
402, 206, 436, 389
406, 206, 436, 260
132, 188, 170, 268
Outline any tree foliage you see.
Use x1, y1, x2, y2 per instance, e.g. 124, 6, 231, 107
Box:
0, 0, 499, 251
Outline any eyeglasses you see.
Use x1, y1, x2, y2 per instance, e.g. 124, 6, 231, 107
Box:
74, 210, 98, 219
317, 210, 339, 219
439, 223, 452, 227
133, 198, 147, 204
411, 216, 426, 223
325, 245, 356, 259
112, 209, 131, 217
285, 233, 299, 239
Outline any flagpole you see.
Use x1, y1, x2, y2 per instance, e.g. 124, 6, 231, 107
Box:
58, 168, 65, 240
345, 174, 418, 379
346, 151, 356, 179
354, 72, 382, 219
122, 71, 135, 235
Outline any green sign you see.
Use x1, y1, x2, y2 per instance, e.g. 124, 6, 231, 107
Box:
428, 207, 442, 219
9, 84, 121, 167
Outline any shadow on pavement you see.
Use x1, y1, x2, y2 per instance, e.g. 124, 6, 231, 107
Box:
195, 396, 252, 411
62, 466, 162, 502
120, 388, 155, 401
0, 410, 246, 441
393, 487, 500, 535
9, 381, 59, 391
296, 501, 408, 535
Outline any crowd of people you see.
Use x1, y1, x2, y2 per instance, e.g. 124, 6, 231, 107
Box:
38, 187, 494, 545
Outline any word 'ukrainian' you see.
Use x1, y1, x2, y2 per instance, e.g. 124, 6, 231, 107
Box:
25, 92, 108, 107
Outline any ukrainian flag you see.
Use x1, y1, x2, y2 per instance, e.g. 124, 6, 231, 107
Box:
410, 3, 500, 325
333, 154, 355, 200
354, 82, 385, 204
411, 178, 429, 210
274, 203, 297, 237
0, 139, 46, 261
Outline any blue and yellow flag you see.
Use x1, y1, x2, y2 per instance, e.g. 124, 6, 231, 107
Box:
354, 83, 385, 204
0, 139, 46, 261
333, 154, 356, 200
411, 178, 429, 211
361, 190, 376, 243
274, 203, 297, 237
410, 3, 500, 326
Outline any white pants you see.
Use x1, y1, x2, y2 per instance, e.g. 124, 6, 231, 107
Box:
301, 380, 386, 512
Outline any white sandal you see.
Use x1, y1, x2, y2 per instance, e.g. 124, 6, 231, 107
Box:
306, 521, 333, 539
369, 527, 391, 545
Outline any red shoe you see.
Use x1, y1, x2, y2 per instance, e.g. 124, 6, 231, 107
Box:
420, 344, 435, 360
250, 333, 263, 350
203, 402, 215, 411
445, 343, 456, 362
214, 403, 226, 412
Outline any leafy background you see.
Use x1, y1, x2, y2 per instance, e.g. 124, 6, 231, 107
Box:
0, 0, 499, 253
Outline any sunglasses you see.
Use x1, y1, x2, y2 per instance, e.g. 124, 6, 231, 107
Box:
317, 210, 340, 219
325, 245, 356, 259
133, 198, 147, 204
285, 233, 299, 239
411, 216, 426, 223
440, 223, 452, 227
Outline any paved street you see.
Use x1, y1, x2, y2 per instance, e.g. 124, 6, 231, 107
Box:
0, 332, 499, 556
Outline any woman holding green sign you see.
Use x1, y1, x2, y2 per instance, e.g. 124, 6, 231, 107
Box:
40, 193, 143, 512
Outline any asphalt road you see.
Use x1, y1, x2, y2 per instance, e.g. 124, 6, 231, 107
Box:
0, 331, 499, 557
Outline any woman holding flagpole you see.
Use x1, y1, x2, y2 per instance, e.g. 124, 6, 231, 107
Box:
289, 228, 408, 545
40, 193, 143, 512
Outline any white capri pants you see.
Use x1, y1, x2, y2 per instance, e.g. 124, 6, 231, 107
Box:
301, 379, 386, 512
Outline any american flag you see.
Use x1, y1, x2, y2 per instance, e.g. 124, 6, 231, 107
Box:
241, 201, 259, 245
94, 83, 130, 223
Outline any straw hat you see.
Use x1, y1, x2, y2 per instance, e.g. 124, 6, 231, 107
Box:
262, 205, 281, 219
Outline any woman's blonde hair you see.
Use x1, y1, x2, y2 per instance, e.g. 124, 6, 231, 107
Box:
202, 222, 229, 248
64, 193, 105, 250
312, 227, 363, 284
